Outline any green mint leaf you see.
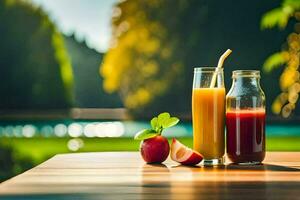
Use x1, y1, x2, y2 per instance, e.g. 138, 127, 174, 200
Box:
157, 112, 170, 127
134, 129, 158, 140
150, 117, 158, 130
162, 117, 180, 128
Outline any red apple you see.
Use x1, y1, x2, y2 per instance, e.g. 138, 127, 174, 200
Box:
140, 135, 170, 163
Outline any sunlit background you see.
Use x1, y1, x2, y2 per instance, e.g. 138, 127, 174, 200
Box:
0, 0, 300, 181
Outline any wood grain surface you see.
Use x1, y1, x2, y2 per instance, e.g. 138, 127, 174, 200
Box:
0, 152, 299, 200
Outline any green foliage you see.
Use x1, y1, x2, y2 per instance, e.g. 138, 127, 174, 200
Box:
134, 112, 179, 140
261, 8, 292, 29
261, 0, 300, 29
101, 0, 290, 117
263, 52, 289, 72
134, 129, 158, 140
0, 0, 74, 109
284, 0, 300, 10
150, 117, 158, 130
261, 0, 300, 116
0, 143, 33, 182
52, 31, 74, 104
157, 113, 179, 129
163, 117, 180, 128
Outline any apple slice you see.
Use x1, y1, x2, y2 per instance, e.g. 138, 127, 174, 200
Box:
170, 138, 203, 165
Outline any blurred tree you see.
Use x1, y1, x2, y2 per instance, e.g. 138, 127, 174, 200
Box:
64, 34, 122, 108
0, 0, 73, 109
101, 0, 290, 118
261, 0, 300, 118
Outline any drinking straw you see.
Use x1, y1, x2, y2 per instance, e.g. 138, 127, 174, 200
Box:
209, 49, 232, 88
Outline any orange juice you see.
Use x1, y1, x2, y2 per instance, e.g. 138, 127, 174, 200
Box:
192, 88, 225, 160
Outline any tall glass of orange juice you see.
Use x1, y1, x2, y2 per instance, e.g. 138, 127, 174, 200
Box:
192, 67, 225, 165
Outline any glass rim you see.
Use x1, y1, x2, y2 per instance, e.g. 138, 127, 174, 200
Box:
194, 67, 223, 73
232, 70, 260, 78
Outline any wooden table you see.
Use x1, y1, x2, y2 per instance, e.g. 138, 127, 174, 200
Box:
0, 152, 300, 199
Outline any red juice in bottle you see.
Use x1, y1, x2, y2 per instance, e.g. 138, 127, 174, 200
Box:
226, 109, 265, 164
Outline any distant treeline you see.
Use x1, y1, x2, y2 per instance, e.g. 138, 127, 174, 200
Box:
0, 0, 73, 109
0, 0, 121, 110
64, 34, 122, 108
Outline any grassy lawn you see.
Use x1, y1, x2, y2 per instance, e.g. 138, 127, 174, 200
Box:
1, 136, 299, 165
0, 136, 299, 182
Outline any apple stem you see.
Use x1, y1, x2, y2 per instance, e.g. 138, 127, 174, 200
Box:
158, 127, 163, 135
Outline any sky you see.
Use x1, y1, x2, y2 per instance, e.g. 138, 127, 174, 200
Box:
30, 0, 118, 53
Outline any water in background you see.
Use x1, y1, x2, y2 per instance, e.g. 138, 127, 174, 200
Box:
0, 120, 299, 138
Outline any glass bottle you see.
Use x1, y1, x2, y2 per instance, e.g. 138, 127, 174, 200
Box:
226, 70, 266, 164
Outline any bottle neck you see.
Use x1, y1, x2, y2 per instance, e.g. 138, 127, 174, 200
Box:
232, 76, 260, 89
